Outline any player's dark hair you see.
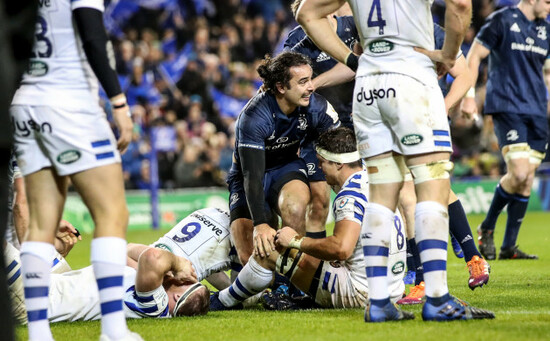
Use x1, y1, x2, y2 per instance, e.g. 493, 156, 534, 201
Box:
175, 286, 210, 317
317, 127, 362, 168
290, 0, 303, 17
257, 51, 312, 94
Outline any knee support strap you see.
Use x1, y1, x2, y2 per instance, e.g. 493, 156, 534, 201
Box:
409, 160, 454, 184
364, 156, 407, 184
529, 149, 545, 166
276, 248, 303, 279
503, 143, 530, 163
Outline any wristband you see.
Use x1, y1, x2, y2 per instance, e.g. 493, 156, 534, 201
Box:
288, 235, 304, 250
345, 53, 359, 72
465, 87, 475, 98
110, 95, 127, 109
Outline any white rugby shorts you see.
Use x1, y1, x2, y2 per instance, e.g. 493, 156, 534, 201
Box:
11, 105, 121, 176
352, 73, 452, 159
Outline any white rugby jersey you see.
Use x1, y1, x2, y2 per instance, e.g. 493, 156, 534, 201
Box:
49, 266, 170, 322
332, 171, 406, 300
347, 0, 438, 87
151, 208, 236, 281
11, 0, 103, 109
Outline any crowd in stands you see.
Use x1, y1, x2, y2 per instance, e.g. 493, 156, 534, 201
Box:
102, 0, 548, 189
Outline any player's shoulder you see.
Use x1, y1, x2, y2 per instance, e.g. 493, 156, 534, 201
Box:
335, 173, 368, 202
306, 93, 328, 112
284, 25, 307, 48
486, 6, 514, 22
238, 92, 274, 122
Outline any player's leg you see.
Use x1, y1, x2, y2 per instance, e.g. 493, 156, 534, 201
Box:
277, 180, 310, 235
70, 163, 130, 340
398, 178, 422, 286
21, 168, 66, 341
305, 180, 330, 238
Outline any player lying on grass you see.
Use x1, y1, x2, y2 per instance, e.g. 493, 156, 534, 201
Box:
210, 127, 408, 311
5, 227, 207, 324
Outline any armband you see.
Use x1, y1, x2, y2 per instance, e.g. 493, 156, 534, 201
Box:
345, 53, 359, 72
288, 235, 304, 250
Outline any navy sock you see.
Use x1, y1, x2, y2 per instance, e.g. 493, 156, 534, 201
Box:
306, 231, 326, 239
406, 239, 416, 272
370, 298, 391, 308
502, 194, 529, 250
448, 200, 482, 262
409, 238, 424, 285
426, 293, 451, 306
481, 184, 513, 231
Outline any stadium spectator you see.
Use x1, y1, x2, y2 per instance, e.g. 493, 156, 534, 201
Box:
10, 1, 138, 340
462, 0, 550, 260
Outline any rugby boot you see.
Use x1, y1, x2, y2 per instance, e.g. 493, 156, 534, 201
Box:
397, 282, 425, 305
467, 256, 490, 290
499, 245, 538, 260
477, 225, 496, 260
422, 295, 495, 321
365, 300, 415, 322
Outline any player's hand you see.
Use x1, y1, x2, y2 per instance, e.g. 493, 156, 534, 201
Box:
170, 258, 198, 285
112, 104, 133, 154
274, 226, 298, 248
253, 223, 276, 258
459, 97, 479, 121
54, 220, 81, 257
414, 47, 456, 77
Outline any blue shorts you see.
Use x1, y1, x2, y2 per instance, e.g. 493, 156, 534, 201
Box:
300, 144, 326, 182
228, 158, 309, 223
491, 113, 549, 153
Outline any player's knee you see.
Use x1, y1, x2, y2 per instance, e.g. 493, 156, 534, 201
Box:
364, 156, 407, 184
408, 160, 453, 185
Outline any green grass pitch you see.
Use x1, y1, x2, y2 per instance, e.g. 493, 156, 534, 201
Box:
16, 212, 550, 340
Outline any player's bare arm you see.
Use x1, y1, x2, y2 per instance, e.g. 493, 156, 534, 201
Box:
275, 219, 360, 261
445, 55, 474, 116
135, 247, 197, 292
461, 41, 490, 118
297, 0, 355, 66
313, 62, 356, 90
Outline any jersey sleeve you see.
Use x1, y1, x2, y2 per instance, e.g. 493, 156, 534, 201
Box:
333, 195, 364, 225
236, 109, 272, 151
71, 0, 104, 11
475, 12, 502, 50
311, 94, 340, 134
124, 285, 170, 318
342, 16, 359, 40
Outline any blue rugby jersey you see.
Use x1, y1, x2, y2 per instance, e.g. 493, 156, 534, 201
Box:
228, 91, 339, 180
476, 7, 550, 116
288, 16, 358, 121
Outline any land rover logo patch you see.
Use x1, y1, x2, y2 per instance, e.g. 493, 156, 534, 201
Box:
57, 150, 81, 164
392, 261, 405, 275
401, 134, 423, 146
28, 61, 49, 77
368, 40, 394, 54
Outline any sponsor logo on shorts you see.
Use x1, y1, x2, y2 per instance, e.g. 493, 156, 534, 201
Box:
368, 40, 394, 54
391, 261, 405, 275
12, 119, 53, 137
57, 150, 81, 165
27, 61, 49, 77
401, 134, 423, 146
356, 87, 396, 106
154, 243, 173, 253
307, 163, 316, 175
506, 130, 519, 141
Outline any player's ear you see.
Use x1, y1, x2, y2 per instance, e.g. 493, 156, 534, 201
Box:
275, 82, 286, 94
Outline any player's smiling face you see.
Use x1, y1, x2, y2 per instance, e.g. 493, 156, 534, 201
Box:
284, 64, 314, 107
534, 0, 550, 18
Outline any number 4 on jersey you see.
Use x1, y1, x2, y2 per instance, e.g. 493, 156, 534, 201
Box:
368, 0, 386, 35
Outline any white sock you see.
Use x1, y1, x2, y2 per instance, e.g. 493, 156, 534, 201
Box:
91, 237, 128, 340
361, 203, 392, 302
219, 257, 272, 307
20, 241, 55, 341
415, 201, 449, 298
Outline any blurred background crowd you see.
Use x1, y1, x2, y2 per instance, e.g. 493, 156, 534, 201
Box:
100, 0, 550, 190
